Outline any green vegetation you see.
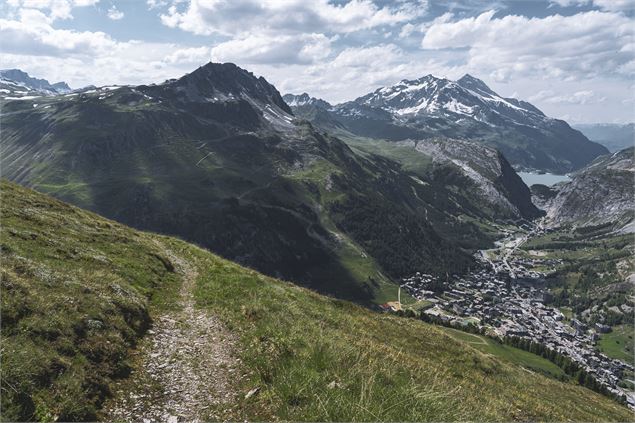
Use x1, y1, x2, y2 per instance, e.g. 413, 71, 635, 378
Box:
338, 134, 434, 177
598, 325, 635, 365
520, 225, 634, 371
1, 181, 181, 421
1, 181, 632, 421
522, 226, 634, 326
559, 306, 574, 321
439, 328, 566, 380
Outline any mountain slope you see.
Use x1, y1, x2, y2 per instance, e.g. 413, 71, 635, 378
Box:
533, 147, 634, 230
573, 123, 634, 153
288, 75, 608, 173
0, 62, 493, 303
1, 180, 632, 422
284, 94, 542, 220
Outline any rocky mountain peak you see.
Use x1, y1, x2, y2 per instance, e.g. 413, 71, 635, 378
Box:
457, 73, 496, 96
346, 71, 552, 128
168, 62, 292, 114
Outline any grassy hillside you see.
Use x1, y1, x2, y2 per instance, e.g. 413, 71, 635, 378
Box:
1, 180, 632, 421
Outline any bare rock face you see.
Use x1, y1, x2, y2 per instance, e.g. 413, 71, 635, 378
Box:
409, 138, 542, 219
536, 147, 634, 231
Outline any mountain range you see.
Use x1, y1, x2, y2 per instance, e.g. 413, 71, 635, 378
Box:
284, 74, 608, 173
2, 63, 634, 421
1, 63, 542, 304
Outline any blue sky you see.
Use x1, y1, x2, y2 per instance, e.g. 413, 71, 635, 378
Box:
1, 0, 633, 123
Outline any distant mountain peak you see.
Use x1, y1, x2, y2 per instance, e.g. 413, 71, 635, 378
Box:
350, 72, 549, 125
457, 73, 480, 83
283, 93, 332, 109
0, 68, 71, 95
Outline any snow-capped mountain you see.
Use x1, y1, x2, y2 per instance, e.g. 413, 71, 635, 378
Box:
287, 74, 608, 173
0, 69, 71, 97
353, 74, 545, 127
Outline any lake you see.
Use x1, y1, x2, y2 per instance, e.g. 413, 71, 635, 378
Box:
517, 172, 571, 187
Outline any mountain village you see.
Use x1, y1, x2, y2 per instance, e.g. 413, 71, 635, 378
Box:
398, 221, 635, 408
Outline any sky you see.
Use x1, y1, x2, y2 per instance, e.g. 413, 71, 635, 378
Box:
0, 0, 633, 123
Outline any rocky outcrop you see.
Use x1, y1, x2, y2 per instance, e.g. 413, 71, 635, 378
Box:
409, 138, 542, 220
535, 147, 634, 230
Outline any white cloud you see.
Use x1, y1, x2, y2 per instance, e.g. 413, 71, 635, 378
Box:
421, 10, 635, 82
107, 5, 124, 20
212, 33, 332, 65
155, 0, 427, 72
0, 8, 212, 88
549, 0, 587, 6
5, 0, 99, 20
146, 0, 168, 9
399, 22, 415, 38
592, 0, 634, 12
163, 46, 211, 64
0, 40, 212, 89
159, 0, 425, 36
529, 89, 606, 105
257, 44, 427, 102
0, 8, 116, 55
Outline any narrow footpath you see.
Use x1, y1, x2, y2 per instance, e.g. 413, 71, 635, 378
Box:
103, 243, 241, 422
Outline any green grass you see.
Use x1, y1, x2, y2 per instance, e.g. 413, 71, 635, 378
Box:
0, 181, 181, 421
339, 135, 434, 177
598, 325, 635, 366
438, 328, 567, 381
406, 299, 434, 311
1, 180, 632, 422
289, 158, 415, 305
187, 246, 629, 421
559, 306, 574, 320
